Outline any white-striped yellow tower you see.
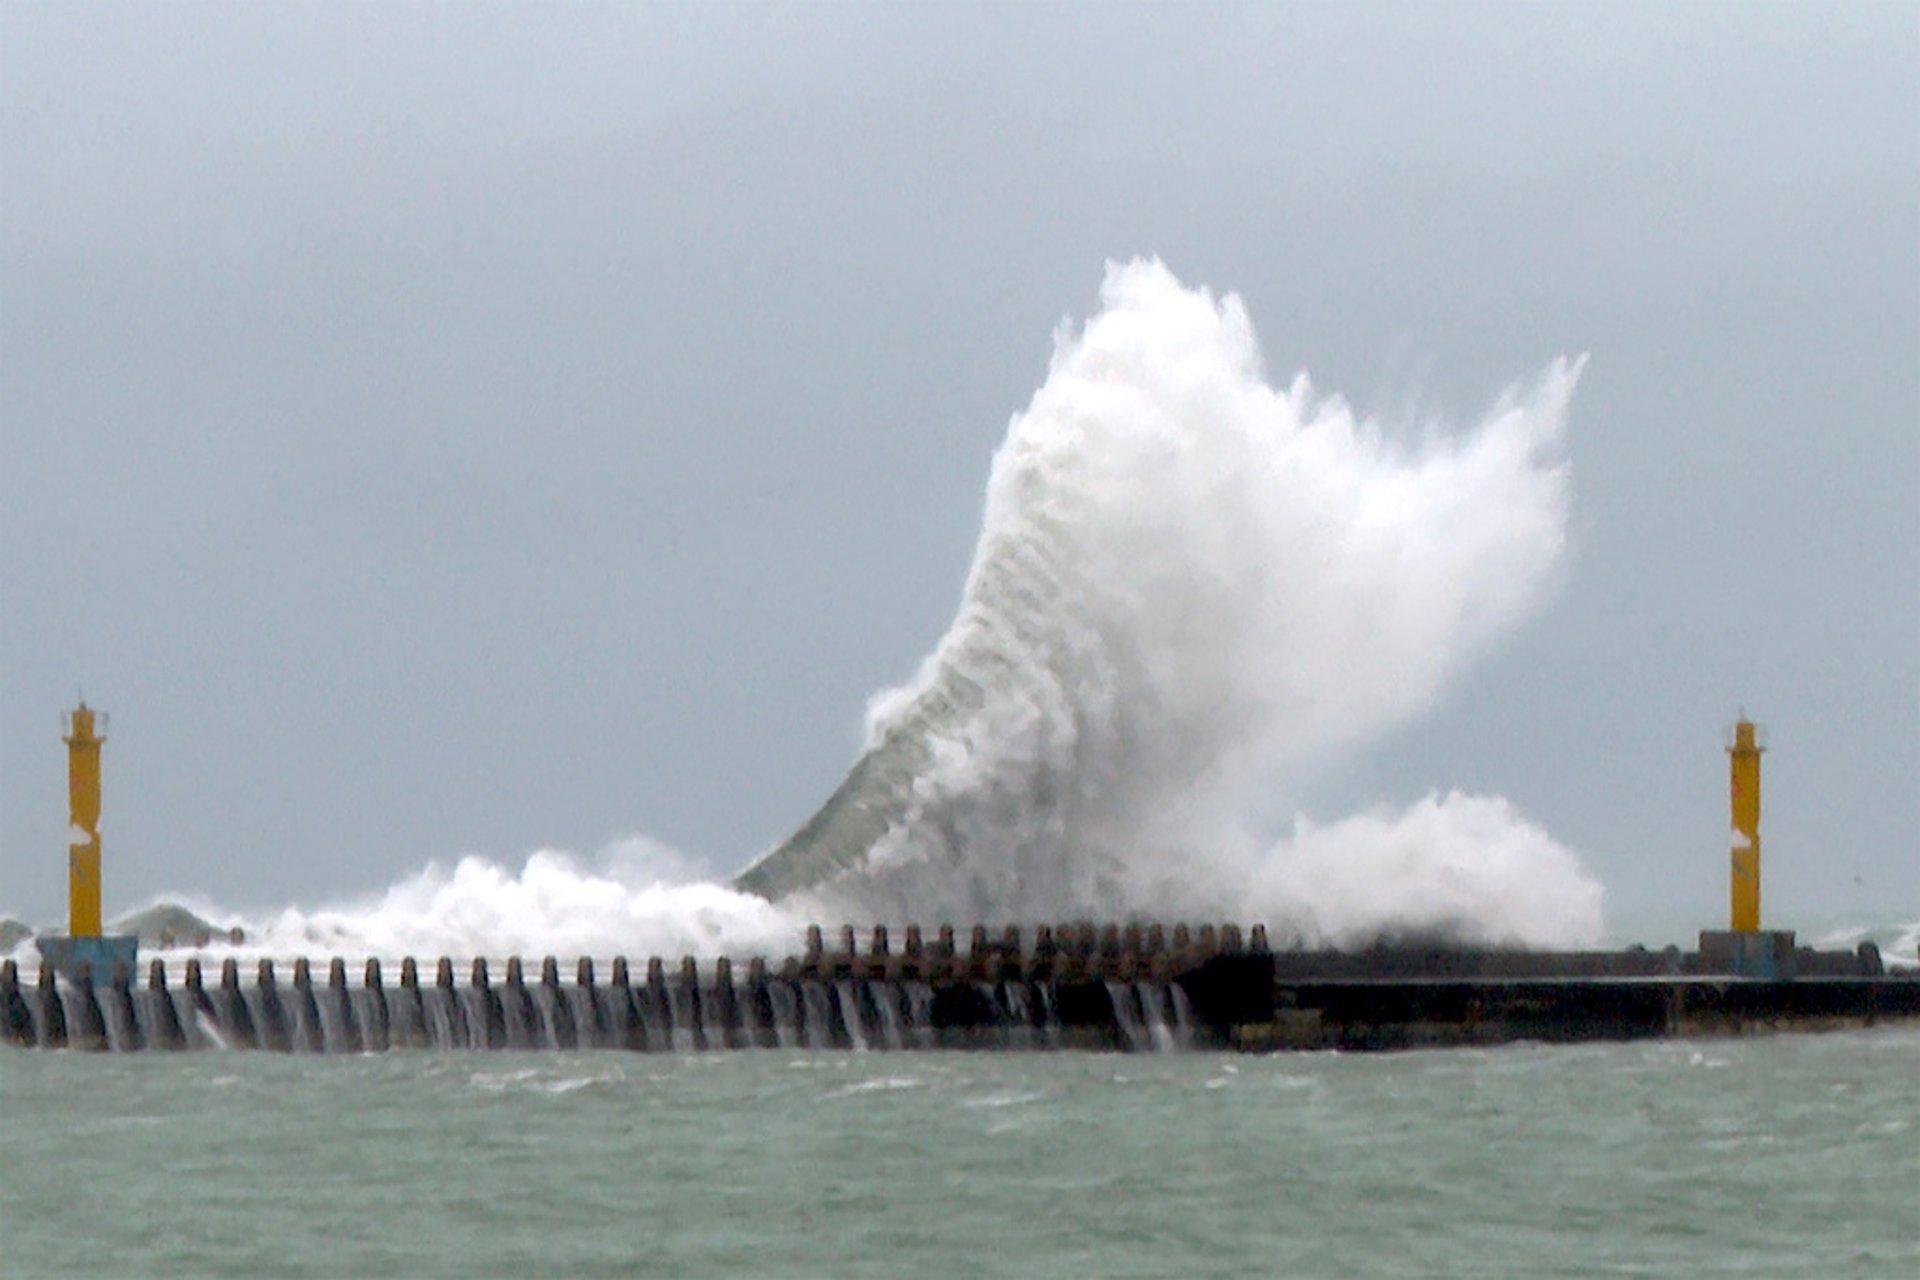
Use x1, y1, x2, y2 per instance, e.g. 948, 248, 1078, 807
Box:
66, 702, 105, 938
1728, 718, 1762, 932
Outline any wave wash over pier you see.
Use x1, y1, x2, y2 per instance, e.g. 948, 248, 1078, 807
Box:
12, 268, 1917, 1059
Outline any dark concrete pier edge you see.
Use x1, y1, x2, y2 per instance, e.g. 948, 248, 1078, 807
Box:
3, 925, 1916, 1053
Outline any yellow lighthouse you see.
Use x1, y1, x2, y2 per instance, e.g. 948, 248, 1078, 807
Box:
35, 700, 138, 984
1700, 714, 1795, 978
67, 702, 106, 939
1728, 718, 1762, 932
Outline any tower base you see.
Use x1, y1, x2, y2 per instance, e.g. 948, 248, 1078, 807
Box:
34, 935, 139, 985
1698, 930, 1796, 979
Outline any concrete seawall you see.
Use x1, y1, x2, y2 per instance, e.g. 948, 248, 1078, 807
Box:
4, 924, 1915, 1054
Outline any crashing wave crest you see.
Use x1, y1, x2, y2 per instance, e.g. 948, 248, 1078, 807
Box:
740, 259, 1599, 942
6, 260, 1609, 959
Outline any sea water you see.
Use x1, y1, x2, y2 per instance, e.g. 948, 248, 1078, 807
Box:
3, 1030, 1914, 1278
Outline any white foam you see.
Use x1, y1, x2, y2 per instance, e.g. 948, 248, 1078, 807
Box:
1812, 920, 1920, 971
1245, 792, 1603, 947
7, 261, 1615, 958
76, 839, 801, 966
779, 259, 1598, 944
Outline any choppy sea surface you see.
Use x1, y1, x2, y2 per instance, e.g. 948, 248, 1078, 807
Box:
4, 1030, 1915, 1278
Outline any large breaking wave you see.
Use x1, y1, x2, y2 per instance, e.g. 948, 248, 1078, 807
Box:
6, 260, 1611, 960
742, 259, 1600, 945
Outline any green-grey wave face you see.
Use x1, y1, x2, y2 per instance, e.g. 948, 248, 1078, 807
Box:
736, 260, 1592, 944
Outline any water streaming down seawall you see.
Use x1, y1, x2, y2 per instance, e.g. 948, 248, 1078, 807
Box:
7, 924, 1915, 1055
0, 924, 1251, 1055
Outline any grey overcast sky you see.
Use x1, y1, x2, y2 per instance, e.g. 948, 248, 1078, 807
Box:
3, 3, 1914, 936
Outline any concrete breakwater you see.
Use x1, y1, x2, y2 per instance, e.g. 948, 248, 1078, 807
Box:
0, 923, 1253, 1055
5, 923, 1916, 1054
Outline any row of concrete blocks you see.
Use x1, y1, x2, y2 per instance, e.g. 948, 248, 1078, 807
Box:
0, 952, 1200, 1053
1, 954, 746, 1053
793, 921, 1268, 980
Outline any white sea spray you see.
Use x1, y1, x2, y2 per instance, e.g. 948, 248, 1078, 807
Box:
763, 259, 1601, 943
10, 261, 1617, 958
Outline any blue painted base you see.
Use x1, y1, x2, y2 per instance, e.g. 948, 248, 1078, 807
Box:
34, 935, 140, 985
1698, 929, 1797, 979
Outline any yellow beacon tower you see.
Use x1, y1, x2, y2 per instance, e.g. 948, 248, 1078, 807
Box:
35, 700, 138, 984
1728, 718, 1762, 932
67, 702, 106, 938
1701, 714, 1793, 978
